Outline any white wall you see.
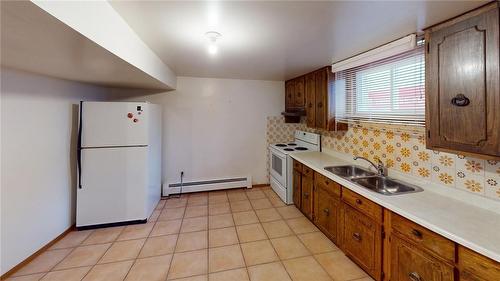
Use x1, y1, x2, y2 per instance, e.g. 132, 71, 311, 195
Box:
0, 68, 109, 274
111, 76, 284, 188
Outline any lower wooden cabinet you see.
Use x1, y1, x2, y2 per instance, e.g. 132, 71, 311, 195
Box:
291, 161, 498, 281
390, 234, 454, 281
314, 180, 340, 243
300, 169, 314, 220
457, 245, 500, 281
343, 205, 383, 280
292, 168, 302, 208
390, 213, 455, 263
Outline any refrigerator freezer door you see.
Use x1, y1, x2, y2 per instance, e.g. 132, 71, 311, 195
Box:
77, 146, 148, 227
81, 102, 148, 147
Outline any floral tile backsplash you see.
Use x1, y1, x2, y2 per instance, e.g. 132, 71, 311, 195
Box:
265, 116, 304, 182
266, 116, 500, 201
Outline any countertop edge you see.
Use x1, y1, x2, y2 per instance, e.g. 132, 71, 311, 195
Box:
289, 152, 500, 262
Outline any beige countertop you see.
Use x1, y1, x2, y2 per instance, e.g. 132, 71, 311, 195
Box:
290, 151, 500, 262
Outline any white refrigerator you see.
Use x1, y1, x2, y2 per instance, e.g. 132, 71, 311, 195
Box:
76, 101, 162, 229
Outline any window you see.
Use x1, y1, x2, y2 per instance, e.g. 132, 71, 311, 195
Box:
334, 44, 425, 126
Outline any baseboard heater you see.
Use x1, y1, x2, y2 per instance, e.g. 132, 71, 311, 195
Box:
162, 176, 252, 196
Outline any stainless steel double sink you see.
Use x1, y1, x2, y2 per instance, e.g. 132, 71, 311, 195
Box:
324, 165, 423, 195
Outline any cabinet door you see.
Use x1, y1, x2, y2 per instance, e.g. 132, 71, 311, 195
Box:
343, 205, 382, 279
391, 235, 454, 281
294, 77, 305, 108
301, 173, 313, 220
426, 5, 499, 156
459, 271, 490, 281
293, 169, 302, 208
458, 245, 500, 281
315, 69, 327, 129
285, 80, 294, 110
314, 184, 339, 242
305, 73, 316, 128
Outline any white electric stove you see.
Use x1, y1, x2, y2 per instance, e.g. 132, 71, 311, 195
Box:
269, 130, 321, 204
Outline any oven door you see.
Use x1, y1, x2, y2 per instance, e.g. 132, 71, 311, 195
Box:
269, 148, 287, 187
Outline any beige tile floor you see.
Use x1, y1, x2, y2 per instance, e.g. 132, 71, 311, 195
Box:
7, 186, 373, 281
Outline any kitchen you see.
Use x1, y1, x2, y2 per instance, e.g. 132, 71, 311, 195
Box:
1, 1, 499, 281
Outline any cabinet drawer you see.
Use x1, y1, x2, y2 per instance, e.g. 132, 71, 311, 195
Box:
391, 213, 455, 263
391, 234, 454, 281
458, 245, 500, 280
342, 187, 382, 222
315, 172, 341, 198
293, 160, 303, 172
303, 165, 313, 178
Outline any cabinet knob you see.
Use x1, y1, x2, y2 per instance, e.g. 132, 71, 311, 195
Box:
352, 232, 362, 242
323, 208, 330, 216
355, 199, 362, 205
408, 272, 422, 281
411, 229, 423, 239
451, 93, 470, 106
304, 192, 309, 198
317, 102, 323, 108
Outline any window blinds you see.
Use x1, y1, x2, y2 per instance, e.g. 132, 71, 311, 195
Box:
333, 43, 425, 126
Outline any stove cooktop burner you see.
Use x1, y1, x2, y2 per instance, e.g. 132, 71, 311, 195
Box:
275, 144, 287, 147
295, 147, 308, 151
283, 148, 294, 151
287, 143, 297, 146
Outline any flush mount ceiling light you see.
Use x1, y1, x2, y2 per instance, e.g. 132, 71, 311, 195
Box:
205, 31, 221, 55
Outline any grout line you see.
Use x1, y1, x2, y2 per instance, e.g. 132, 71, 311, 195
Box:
206, 207, 210, 279
164, 194, 188, 281
228, 194, 249, 275
253, 196, 295, 281
41, 232, 99, 273
13, 187, 296, 281
56, 243, 112, 278
121, 198, 174, 281
16, 222, 149, 279
83, 210, 158, 280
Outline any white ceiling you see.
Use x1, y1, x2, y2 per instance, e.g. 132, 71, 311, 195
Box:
1, 1, 170, 89
110, 0, 487, 81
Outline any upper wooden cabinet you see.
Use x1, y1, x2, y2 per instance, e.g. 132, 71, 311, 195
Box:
283, 77, 306, 123
314, 68, 328, 130
285, 77, 305, 111
294, 77, 305, 109
425, 2, 500, 158
305, 72, 316, 127
284, 66, 347, 130
304, 66, 346, 130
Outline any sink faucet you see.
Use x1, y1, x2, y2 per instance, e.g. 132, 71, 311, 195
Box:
353, 156, 387, 176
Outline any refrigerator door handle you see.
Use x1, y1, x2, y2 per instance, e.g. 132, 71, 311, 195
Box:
77, 101, 83, 189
